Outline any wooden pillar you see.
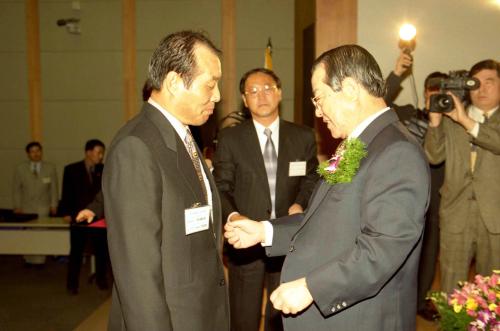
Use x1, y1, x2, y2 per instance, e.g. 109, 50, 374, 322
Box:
26, 0, 42, 141
220, 0, 237, 127
314, 0, 357, 157
122, 0, 137, 121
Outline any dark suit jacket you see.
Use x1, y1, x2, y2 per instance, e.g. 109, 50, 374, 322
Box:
103, 103, 229, 331
266, 110, 430, 331
213, 119, 319, 222
59, 160, 103, 220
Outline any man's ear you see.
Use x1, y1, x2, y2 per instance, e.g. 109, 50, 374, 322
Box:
241, 94, 249, 108
341, 77, 360, 101
164, 71, 185, 95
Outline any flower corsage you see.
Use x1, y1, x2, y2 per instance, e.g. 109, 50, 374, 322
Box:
317, 138, 367, 185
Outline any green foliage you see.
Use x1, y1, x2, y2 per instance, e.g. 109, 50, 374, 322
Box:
317, 138, 367, 185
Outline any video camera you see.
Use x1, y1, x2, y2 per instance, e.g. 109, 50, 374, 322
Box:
428, 70, 480, 113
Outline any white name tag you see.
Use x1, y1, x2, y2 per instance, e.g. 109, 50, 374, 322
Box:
42, 177, 51, 184
289, 161, 306, 177
184, 205, 211, 235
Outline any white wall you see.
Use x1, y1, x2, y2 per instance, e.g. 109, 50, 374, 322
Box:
358, 0, 500, 109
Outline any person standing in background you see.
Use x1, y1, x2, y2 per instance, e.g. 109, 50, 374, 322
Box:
13, 141, 58, 267
59, 139, 109, 294
214, 68, 319, 331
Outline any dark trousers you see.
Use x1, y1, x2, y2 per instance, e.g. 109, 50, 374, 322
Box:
67, 225, 109, 290
227, 245, 283, 331
417, 163, 444, 310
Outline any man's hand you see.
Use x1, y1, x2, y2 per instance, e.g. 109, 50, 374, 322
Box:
228, 212, 249, 222
444, 92, 476, 131
49, 207, 57, 216
13, 208, 22, 214
75, 209, 95, 223
270, 277, 314, 315
394, 52, 413, 76
288, 203, 303, 215
224, 219, 265, 249
428, 111, 443, 128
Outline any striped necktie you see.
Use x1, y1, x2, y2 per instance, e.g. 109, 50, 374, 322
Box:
185, 129, 208, 204
263, 128, 277, 218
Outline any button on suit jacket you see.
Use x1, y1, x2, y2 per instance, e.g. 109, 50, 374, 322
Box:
267, 110, 430, 331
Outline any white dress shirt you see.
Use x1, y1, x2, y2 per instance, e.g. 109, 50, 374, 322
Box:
148, 99, 213, 211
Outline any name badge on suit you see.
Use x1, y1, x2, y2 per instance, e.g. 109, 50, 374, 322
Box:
289, 161, 307, 177
185, 204, 211, 235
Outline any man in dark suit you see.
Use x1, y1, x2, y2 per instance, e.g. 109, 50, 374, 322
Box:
225, 45, 430, 331
102, 31, 229, 331
59, 139, 109, 294
213, 68, 319, 331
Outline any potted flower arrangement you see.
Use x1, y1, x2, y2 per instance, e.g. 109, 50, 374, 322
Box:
429, 270, 499, 330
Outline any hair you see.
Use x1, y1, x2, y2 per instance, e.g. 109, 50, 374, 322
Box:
424, 71, 449, 90
148, 30, 221, 90
238, 68, 282, 94
469, 59, 500, 78
85, 139, 105, 152
312, 44, 385, 97
25, 141, 42, 153
142, 79, 153, 101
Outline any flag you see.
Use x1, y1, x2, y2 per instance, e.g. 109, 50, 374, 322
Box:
264, 38, 273, 70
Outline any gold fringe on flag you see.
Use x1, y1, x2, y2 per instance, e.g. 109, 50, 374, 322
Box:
264, 38, 273, 70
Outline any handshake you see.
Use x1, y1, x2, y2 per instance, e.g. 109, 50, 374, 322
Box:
224, 217, 265, 249
224, 217, 314, 315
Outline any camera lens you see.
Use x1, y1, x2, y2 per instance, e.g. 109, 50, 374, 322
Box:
438, 96, 451, 108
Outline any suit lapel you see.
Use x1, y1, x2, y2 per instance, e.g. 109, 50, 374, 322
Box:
276, 120, 291, 199
145, 103, 220, 244
298, 110, 399, 229
144, 104, 205, 206
242, 121, 271, 196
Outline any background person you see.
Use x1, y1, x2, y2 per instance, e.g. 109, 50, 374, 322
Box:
424, 59, 500, 294
213, 68, 319, 331
13, 141, 58, 267
59, 139, 109, 294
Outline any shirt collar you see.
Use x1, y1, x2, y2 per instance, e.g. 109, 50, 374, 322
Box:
253, 116, 280, 135
469, 104, 498, 122
148, 99, 190, 141
348, 107, 390, 139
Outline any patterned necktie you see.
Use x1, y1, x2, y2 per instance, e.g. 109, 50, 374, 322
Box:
185, 129, 208, 204
263, 128, 277, 218
470, 112, 490, 173
32, 163, 39, 177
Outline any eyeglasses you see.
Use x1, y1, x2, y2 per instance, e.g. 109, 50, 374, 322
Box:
311, 94, 326, 110
244, 85, 278, 97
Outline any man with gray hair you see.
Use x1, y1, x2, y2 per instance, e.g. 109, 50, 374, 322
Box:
103, 31, 229, 331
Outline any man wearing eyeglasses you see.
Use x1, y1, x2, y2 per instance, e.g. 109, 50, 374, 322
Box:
213, 68, 319, 331
224, 46, 430, 331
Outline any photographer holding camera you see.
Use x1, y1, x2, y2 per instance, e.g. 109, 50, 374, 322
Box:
384, 51, 447, 320
424, 59, 500, 294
